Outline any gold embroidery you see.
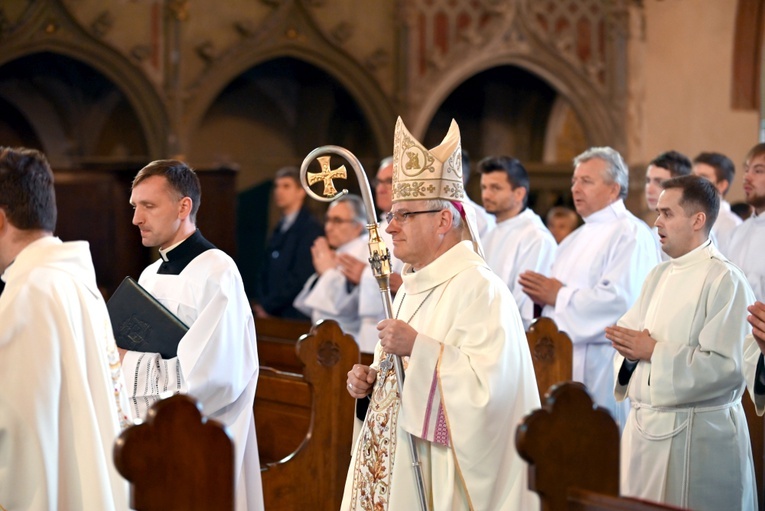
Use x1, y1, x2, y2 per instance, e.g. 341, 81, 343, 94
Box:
350, 372, 400, 510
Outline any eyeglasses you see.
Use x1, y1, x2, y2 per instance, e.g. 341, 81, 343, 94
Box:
325, 216, 358, 225
385, 209, 442, 224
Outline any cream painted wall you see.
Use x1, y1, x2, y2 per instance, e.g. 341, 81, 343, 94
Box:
634, 0, 759, 205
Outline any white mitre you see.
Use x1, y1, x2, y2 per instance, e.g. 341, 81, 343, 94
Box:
392, 116, 483, 257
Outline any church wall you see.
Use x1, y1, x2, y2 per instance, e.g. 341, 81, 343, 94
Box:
632, 0, 759, 210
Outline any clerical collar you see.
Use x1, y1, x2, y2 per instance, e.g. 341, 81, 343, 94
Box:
157, 230, 216, 275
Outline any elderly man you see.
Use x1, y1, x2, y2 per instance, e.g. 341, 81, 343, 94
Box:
342, 117, 540, 511
519, 147, 661, 429
479, 155, 556, 329
606, 175, 756, 511
294, 194, 368, 338
727, 143, 765, 301
345, 157, 405, 354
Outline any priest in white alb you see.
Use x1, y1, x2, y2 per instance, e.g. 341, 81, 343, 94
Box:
342, 118, 540, 511
479, 155, 556, 329
520, 147, 661, 429
120, 160, 263, 511
727, 142, 765, 302
0, 147, 131, 511
606, 175, 756, 510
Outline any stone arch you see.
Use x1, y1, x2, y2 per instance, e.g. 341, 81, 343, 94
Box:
0, 40, 167, 161
184, 43, 397, 161
410, 54, 621, 155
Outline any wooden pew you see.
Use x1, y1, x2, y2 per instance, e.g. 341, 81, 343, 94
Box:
526, 317, 573, 401
255, 316, 312, 373
256, 319, 359, 511
256, 316, 373, 371
516, 382, 684, 511
113, 394, 234, 511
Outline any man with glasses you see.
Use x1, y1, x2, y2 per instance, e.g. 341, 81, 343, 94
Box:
294, 194, 368, 338
342, 118, 540, 511
346, 157, 406, 354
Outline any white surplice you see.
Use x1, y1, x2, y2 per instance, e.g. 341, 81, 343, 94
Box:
711, 199, 743, 255
727, 211, 765, 301
614, 240, 756, 510
342, 241, 541, 511
294, 234, 368, 338
543, 199, 661, 428
483, 208, 557, 329
357, 219, 404, 353
0, 237, 131, 511
121, 238, 263, 511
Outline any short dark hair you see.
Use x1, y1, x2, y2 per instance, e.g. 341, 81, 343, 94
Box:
478, 156, 530, 207
132, 159, 201, 222
692, 152, 735, 189
661, 174, 719, 234
650, 150, 692, 178
275, 166, 300, 185
0, 146, 57, 231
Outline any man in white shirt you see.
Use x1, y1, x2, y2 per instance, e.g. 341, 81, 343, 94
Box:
606, 175, 756, 511
479, 156, 556, 329
121, 159, 263, 511
519, 147, 661, 429
692, 152, 742, 254
728, 143, 765, 301
0, 147, 131, 511
294, 194, 368, 338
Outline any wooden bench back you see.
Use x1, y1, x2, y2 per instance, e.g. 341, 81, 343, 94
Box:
526, 317, 573, 400
256, 316, 312, 373
113, 394, 234, 511
516, 382, 620, 511
257, 319, 359, 511
516, 382, 687, 511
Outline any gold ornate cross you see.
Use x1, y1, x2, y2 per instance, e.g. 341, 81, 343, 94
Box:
307, 156, 347, 197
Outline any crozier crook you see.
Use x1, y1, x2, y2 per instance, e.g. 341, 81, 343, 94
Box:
300, 145, 430, 511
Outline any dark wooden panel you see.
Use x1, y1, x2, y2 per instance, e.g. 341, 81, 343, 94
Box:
54, 168, 149, 297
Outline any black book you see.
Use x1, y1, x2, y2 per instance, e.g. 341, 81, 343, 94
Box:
107, 276, 188, 359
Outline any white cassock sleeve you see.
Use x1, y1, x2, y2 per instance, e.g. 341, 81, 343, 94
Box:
122, 258, 258, 422
554, 234, 650, 345
616, 268, 753, 406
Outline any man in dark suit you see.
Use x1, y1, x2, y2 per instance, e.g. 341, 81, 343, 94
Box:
254, 166, 323, 319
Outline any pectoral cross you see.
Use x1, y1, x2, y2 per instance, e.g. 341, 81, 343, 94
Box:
307, 156, 347, 197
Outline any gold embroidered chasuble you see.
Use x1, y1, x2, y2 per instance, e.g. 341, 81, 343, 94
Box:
341, 241, 541, 511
